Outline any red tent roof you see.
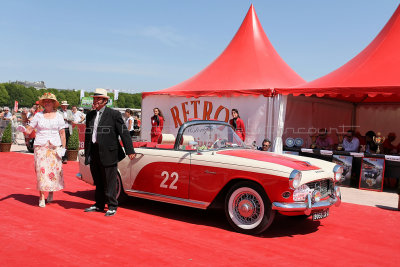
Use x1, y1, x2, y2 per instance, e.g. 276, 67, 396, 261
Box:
143, 5, 305, 98
276, 4, 400, 103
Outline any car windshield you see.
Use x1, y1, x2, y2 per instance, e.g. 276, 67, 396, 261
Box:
179, 123, 245, 151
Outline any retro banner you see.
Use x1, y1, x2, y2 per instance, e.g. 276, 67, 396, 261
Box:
359, 157, 385, 191
332, 154, 353, 186
141, 95, 285, 148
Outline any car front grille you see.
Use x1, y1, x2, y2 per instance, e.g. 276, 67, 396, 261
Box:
306, 179, 331, 198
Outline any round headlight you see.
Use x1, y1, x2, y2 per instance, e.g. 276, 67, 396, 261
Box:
289, 170, 302, 190
333, 165, 344, 182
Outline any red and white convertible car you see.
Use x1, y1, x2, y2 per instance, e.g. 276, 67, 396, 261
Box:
77, 120, 342, 234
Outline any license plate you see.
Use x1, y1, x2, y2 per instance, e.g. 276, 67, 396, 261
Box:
312, 209, 329, 220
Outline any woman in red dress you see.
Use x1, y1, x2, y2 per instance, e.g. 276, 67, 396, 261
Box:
229, 108, 246, 142
151, 108, 164, 142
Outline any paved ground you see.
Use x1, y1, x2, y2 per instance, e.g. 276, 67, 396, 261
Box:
340, 186, 398, 210
10, 143, 399, 210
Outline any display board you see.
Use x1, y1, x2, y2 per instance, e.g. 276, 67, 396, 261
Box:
332, 154, 353, 186
359, 157, 385, 191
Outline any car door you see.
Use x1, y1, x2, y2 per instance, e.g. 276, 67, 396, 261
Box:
129, 148, 191, 199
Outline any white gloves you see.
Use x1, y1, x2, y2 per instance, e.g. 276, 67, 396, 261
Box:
56, 147, 66, 158
17, 125, 26, 132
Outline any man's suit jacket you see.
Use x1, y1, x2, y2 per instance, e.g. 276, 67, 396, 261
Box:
84, 107, 135, 166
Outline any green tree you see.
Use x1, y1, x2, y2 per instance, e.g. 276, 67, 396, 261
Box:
0, 84, 10, 106
23, 87, 37, 107
4, 83, 25, 107
1, 122, 12, 143
117, 94, 126, 107
0, 82, 142, 109
67, 126, 80, 150
132, 93, 142, 108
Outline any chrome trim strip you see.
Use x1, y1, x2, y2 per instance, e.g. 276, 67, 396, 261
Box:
125, 189, 209, 209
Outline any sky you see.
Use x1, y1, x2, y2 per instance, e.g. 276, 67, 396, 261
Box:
0, 0, 398, 93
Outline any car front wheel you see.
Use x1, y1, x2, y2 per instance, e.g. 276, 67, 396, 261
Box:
225, 181, 275, 235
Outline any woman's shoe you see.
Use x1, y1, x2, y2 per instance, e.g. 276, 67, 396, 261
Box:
39, 199, 46, 208
47, 192, 53, 203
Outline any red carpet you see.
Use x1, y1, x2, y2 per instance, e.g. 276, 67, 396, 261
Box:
0, 152, 399, 266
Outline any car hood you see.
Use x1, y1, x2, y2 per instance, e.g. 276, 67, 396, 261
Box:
216, 150, 320, 171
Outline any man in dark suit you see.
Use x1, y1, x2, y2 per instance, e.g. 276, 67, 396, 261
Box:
84, 88, 136, 216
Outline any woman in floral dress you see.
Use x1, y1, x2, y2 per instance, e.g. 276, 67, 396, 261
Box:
24, 93, 66, 207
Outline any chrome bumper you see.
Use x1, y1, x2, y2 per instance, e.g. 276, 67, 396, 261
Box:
272, 186, 341, 216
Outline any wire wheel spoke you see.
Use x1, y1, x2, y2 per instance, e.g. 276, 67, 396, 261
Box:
233, 192, 261, 224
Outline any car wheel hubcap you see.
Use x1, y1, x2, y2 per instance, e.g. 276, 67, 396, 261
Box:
234, 193, 260, 224
228, 187, 265, 229
238, 200, 254, 217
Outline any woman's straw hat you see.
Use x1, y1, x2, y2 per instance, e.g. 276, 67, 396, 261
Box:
38, 92, 60, 108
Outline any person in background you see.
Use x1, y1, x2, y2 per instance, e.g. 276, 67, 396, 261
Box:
133, 114, 141, 136
229, 108, 246, 141
27, 105, 37, 120
21, 93, 66, 208
258, 139, 271, 151
315, 128, 333, 150
124, 109, 134, 136
84, 88, 136, 217
78, 107, 86, 123
2, 107, 12, 120
36, 101, 44, 113
151, 108, 164, 142
60, 101, 74, 163
20, 108, 29, 125
135, 115, 141, 127
362, 130, 377, 153
382, 132, 397, 154
342, 130, 360, 152
72, 106, 85, 124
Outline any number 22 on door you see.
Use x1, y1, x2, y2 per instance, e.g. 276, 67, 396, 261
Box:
160, 171, 179, 190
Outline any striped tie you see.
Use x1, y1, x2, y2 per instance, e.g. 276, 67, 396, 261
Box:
92, 111, 100, 143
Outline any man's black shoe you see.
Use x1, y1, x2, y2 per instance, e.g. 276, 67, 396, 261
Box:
105, 210, 117, 217
84, 206, 104, 212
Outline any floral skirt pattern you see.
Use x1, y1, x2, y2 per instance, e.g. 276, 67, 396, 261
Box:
34, 142, 64, 191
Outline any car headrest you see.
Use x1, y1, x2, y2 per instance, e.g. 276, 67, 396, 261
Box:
158, 133, 175, 144
180, 135, 194, 146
